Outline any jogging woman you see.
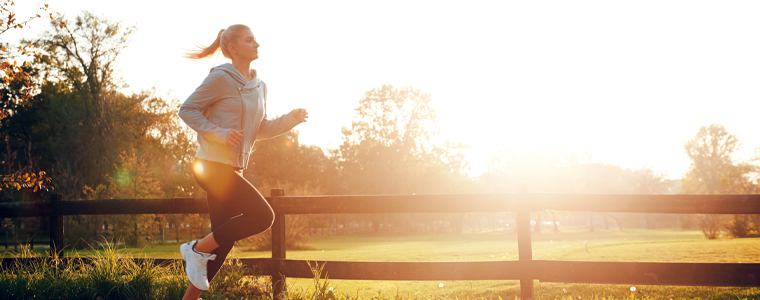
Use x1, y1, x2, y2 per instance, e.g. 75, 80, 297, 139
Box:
177, 24, 308, 300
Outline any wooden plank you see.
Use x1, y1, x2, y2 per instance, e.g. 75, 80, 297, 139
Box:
0, 201, 50, 218
135, 258, 273, 275
515, 184, 534, 300
532, 194, 760, 214
275, 259, 535, 280
272, 194, 523, 214
536, 261, 760, 287
4, 257, 759, 287
2, 194, 760, 218
272, 194, 760, 215
0, 198, 209, 217
270, 189, 287, 300
49, 194, 64, 257
53, 198, 209, 215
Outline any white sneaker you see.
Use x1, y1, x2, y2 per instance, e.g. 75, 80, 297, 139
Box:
180, 240, 217, 291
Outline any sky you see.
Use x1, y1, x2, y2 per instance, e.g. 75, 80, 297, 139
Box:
7, 0, 760, 179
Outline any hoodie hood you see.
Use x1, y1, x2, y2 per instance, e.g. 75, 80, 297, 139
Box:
213, 63, 260, 89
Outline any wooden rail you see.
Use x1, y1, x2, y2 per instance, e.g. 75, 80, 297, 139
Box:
2, 191, 760, 300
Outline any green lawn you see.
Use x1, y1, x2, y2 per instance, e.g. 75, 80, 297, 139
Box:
3, 228, 760, 299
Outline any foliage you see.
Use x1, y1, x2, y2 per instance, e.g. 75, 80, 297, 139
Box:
334, 84, 470, 195
680, 123, 760, 239
0, 1, 64, 193
34, 10, 135, 103
248, 130, 333, 194
204, 253, 270, 299
330, 85, 472, 235
0, 1, 63, 116
1, 244, 166, 300
1, 8, 199, 201
681, 123, 741, 195
0, 10, 206, 249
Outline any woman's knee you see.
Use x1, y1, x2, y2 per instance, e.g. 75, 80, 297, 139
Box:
264, 208, 275, 229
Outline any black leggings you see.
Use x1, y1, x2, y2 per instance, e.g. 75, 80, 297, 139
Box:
192, 158, 275, 281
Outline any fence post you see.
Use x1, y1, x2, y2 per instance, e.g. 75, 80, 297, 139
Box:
516, 184, 534, 300
49, 194, 64, 258
270, 188, 286, 299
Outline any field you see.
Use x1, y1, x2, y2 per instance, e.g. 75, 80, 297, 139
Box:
3, 228, 760, 299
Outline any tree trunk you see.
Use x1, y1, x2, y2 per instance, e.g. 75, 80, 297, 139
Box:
552, 211, 559, 233
606, 213, 624, 230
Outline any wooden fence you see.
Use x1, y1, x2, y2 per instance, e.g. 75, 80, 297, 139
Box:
2, 189, 760, 300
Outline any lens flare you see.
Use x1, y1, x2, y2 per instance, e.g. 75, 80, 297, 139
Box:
193, 161, 204, 174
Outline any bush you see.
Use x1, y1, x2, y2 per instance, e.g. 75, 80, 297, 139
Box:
699, 214, 726, 239
0, 244, 168, 299
203, 255, 270, 300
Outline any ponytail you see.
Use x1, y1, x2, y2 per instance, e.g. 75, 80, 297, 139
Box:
184, 29, 225, 60
184, 25, 251, 60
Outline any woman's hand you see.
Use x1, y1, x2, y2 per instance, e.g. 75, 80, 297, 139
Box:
225, 129, 244, 147
292, 108, 309, 123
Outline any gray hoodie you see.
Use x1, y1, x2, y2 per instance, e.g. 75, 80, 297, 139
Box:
178, 63, 299, 169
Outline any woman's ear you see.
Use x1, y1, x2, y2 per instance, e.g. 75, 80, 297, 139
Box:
228, 43, 237, 56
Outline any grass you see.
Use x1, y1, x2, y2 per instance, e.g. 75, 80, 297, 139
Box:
2, 227, 760, 299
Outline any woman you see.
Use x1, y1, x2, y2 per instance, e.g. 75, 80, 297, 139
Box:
177, 24, 308, 300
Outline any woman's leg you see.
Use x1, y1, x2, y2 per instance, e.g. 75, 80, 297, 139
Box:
182, 283, 203, 300
192, 158, 275, 278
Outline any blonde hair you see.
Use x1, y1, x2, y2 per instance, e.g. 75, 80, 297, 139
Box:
185, 24, 251, 60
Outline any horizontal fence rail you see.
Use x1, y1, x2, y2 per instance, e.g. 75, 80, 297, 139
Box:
3, 194, 760, 218
2, 192, 760, 300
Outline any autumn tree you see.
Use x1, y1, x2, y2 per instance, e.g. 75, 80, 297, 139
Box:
0, 10, 205, 248
0, 1, 64, 194
0, 1, 61, 116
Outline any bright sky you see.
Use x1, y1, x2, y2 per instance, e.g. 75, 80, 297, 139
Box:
8, 0, 760, 179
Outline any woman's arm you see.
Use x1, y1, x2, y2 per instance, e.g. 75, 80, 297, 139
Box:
257, 112, 301, 140
178, 73, 231, 144
255, 82, 307, 140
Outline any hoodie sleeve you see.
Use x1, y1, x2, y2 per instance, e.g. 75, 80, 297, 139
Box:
178, 72, 231, 144
256, 82, 300, 140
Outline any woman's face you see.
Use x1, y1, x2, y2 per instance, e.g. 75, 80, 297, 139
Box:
231, 28, 259, 63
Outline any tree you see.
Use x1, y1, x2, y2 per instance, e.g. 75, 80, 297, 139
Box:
0, 1, 64, 193
35, 11, 135, 106
681, 124, 742, 239
681, 124, 741, 195
26, 11, 137, 196
630, 166, 670, 229
334, 85, 469, 195
246, 130, 332, 194
0, 1, 61, 116
332, 85, 471, 235
720, 157, 760, 238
